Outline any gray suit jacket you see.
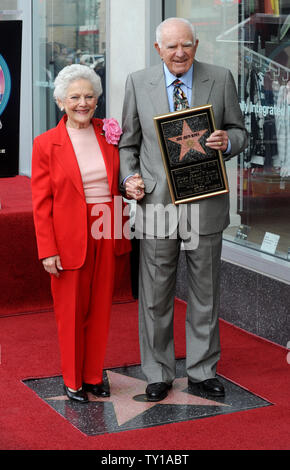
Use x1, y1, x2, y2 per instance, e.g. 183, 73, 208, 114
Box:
119, 60, 248, 236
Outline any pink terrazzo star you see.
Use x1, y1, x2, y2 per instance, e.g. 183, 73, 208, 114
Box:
168, 121, 207, 161
47, 370, 229, 427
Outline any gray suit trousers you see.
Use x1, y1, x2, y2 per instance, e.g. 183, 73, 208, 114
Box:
138, 232, 222, 384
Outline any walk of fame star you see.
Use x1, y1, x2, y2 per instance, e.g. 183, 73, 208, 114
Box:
168, 121, 207, 161
23, 359, 272, 436
47, 371, 228, 427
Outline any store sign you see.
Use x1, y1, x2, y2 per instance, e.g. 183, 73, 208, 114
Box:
0, 21, 22, 177
261, 232, 280, 255
79, 25, 99, 35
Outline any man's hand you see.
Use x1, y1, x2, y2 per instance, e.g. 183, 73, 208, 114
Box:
206, 130, 229, 153
124, 173, 145, 201
42, 255, 63, 278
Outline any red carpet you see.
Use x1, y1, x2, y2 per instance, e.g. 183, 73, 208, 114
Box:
0, 176, 133, 317
1, 177, 290, 450
0, 298, 290, 450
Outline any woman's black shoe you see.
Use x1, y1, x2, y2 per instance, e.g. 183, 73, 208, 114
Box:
64, 385, 89, 403
83, 382, 110, 397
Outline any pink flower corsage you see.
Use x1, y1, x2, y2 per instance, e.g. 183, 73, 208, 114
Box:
102, 118, 123, 145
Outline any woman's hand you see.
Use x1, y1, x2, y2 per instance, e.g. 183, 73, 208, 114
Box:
42, 255, 63, 278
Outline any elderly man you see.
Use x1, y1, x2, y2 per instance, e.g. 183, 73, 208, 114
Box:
119, 17, 247, 402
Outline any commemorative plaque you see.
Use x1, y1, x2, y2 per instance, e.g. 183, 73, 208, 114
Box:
154, 105, 229, 205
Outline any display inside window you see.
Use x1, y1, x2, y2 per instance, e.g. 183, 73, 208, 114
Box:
232, 1, 290, 261
165, 0, 290, 261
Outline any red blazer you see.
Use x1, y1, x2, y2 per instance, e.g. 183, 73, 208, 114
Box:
31, 116, 131, 269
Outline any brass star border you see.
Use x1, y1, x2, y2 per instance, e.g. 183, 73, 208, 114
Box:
23, 360, 272, 436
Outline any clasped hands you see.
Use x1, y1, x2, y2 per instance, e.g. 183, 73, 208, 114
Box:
125, 130, 229, 201
124, 173, 146, 201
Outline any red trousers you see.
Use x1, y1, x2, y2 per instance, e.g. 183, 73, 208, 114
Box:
51, 203, 116, 390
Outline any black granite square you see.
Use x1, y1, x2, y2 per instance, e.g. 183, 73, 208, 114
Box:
23, 359, 272, 436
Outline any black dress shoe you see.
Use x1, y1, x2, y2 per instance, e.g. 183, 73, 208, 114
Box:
83, 382, 110, 397
64, 385, 89, 403
188, 378, 225, 397
145, 382, 172, 402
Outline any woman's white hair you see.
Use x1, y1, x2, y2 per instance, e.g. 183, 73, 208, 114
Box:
156, 17, 197, 47
53, 64, 103, 102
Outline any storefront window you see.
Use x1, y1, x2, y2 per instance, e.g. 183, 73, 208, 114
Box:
164, 0, 290, 262
32, 0, 106, 138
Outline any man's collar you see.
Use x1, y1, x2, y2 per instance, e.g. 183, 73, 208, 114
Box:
163, 63, 194, 88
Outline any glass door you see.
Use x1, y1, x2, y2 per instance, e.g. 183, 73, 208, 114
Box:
32, 0, 106, 137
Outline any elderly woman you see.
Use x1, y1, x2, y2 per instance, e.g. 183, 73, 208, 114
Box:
31, 64, 131, 403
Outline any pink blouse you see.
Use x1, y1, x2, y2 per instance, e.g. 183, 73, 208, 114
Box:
67, 124, 112, 203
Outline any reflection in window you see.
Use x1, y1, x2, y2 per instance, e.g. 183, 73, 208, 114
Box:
33, 0, 106, 137
165, 0, 290, 261
234, 1, 290, 261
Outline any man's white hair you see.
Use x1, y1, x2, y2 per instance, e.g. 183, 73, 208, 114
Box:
156, 17, 197, 47
53, 64, 102, 103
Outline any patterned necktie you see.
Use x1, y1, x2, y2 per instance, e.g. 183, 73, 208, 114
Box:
173, 79, 189, 111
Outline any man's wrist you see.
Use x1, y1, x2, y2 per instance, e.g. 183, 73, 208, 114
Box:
223, 139, 231, 155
